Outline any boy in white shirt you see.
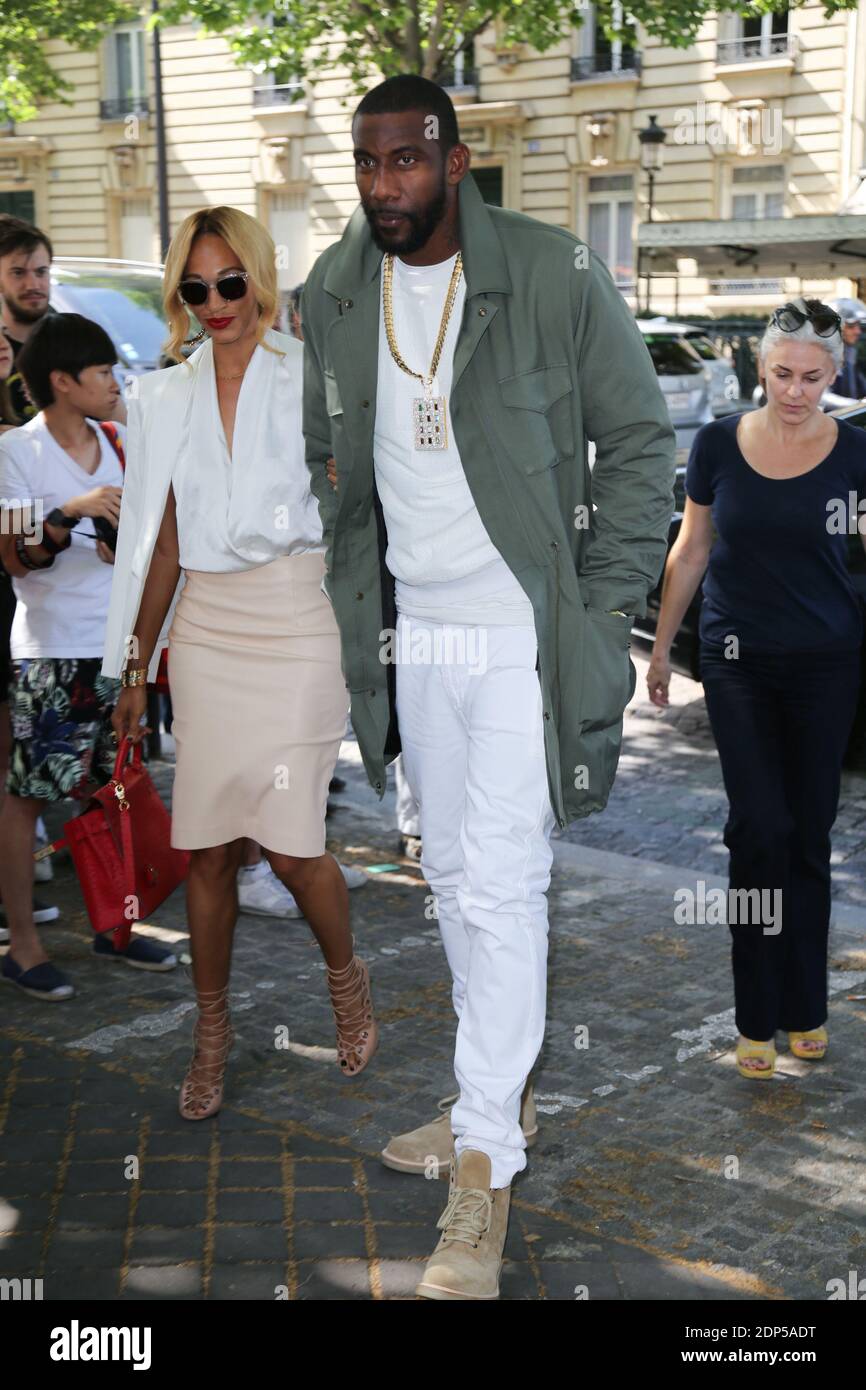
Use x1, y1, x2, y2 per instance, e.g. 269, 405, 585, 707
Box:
0, 313, 176, 1000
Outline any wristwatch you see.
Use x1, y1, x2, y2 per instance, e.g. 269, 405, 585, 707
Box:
45, 508, 80, 530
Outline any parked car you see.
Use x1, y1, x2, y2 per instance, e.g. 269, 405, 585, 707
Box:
637, 322, 715, 450
630, 402, 866, 767
51, 258, 169, 389
640, 317, 741, 418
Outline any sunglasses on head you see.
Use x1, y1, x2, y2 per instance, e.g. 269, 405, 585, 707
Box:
770, 300, 842, 339
178, 271, 250, 307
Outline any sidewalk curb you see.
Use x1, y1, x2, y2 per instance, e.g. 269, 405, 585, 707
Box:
552, 838, 866, 941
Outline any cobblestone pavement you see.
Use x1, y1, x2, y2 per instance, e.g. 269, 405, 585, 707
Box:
560, 651, 866, 911
1, 657, 865, 1301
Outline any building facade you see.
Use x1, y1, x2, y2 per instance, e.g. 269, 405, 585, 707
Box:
1, 3, 865, 316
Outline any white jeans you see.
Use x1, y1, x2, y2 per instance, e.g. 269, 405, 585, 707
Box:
394, 613, 556, 1187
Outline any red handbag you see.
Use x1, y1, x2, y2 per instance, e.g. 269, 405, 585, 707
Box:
34, 736, 190, 950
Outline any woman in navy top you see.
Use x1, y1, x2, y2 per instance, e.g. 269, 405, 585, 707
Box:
647, 298, 866, 1079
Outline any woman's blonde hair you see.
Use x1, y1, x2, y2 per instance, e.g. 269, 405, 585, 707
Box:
162, 206, 281, 363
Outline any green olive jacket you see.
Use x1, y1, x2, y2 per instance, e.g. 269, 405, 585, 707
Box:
302, 170, 676, 829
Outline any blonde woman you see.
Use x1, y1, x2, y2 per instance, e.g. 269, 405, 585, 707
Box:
104, 207, 377, 1118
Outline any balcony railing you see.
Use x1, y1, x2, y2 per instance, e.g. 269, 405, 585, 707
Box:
570, 51, 641, 81
100, 96, 149, 121
716, 34, 797, 65
252, 82, 305, 107
572, 50, 639, 81
437, 68, 479, 90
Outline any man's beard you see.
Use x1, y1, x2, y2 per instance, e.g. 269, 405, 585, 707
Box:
363, 178, 448, 256
6, 295, 49, 327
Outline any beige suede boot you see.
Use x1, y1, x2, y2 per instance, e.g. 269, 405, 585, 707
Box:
381, 1079, 537, 1177
416, 1150, 511, 1300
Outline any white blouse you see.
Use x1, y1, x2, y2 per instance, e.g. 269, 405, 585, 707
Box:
171, 329, 324, 572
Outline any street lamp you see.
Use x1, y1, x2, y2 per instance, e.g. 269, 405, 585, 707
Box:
152, 0, 170, 260
638, 113, 666, 315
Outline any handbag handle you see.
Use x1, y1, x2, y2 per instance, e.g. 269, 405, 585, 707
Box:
109, 735, 141, 951
33, 735, 144, 862
111, 734, 143, 784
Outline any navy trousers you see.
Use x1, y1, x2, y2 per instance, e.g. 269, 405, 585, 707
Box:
699, 643, 861, 1041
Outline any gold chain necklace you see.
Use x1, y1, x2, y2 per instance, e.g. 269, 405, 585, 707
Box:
382, 250, 463, 450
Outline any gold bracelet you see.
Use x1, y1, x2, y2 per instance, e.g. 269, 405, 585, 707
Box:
120, 667, 148, 688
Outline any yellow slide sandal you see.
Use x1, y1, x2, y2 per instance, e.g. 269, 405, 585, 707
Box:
736, 1037, 776, 1079
788, 1027, 828, 1060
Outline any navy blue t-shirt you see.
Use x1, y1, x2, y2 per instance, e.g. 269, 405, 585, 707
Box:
685, 412, 866, 653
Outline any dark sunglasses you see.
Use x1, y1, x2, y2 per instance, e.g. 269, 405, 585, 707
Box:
178, 271, 250, 307
770, 300, 842, 339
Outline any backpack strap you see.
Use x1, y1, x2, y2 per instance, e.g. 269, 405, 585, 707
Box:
98, 421, 126, 473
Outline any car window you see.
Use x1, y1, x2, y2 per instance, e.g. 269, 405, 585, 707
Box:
642, 334, 704, 376
51, 272, 167, 368
684, 334, 719, 362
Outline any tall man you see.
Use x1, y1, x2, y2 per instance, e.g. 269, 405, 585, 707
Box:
302, 75, 675, 1300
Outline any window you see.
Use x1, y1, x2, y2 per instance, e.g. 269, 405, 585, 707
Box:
683, 333, 720, 362
51, 270, 167, 370
730, 164, 785, 219
102, 23, 148, 118
0, 191, 36, 221
641, 334, 704, 376
438, 35, 478, 90
586, 173, 634, 287
253, 12, 305, 106
718, 6, 791, 63
572, 3, 640, 80
742, 6, 789, 53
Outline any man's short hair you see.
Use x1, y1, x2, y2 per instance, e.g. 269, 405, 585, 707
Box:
0, 214, 53, 263
17, 312, 117, 410
353, 75, 460, 155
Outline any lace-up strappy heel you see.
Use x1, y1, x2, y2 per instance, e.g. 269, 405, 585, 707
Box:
179, 985, 234, 1120
326, 953, 378, 1078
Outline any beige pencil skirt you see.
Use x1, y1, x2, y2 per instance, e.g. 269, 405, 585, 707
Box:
166, 550, 349, 856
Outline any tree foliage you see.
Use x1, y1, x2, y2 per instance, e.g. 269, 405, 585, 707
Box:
1, 0, 137, 121
2, 0, 860, 121
158, 0, 859, 93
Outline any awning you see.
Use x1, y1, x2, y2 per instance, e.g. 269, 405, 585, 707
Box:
638, 214, 866, 277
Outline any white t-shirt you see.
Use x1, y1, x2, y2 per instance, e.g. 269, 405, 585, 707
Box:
0, 413, 126, 658
373, 251, 534, 626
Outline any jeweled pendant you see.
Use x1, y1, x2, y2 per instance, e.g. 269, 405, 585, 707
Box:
414, 395, 448, 450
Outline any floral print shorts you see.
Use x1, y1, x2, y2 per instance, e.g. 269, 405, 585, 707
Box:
6, 658, 122, 802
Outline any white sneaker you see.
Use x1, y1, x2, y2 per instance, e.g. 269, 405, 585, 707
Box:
340, 863, 367, 891
237, 860, 366, 920
237, 864, 303, 919
34, 818, 54, 882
